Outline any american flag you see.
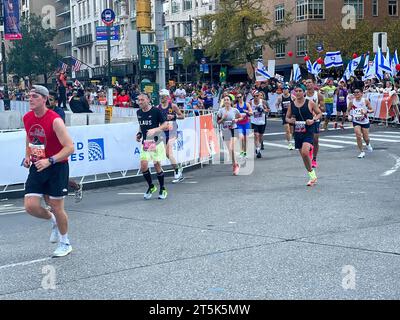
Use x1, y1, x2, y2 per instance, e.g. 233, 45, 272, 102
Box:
58, 60, 68, 73
71, 57, 82, 72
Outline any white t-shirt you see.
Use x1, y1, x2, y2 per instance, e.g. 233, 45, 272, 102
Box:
250, 99, 266, 125
174, 89, 187, 104
217, 107, 240, 130
351, 98, 370, 124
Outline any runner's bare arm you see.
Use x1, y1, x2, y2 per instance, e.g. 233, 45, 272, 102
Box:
285, 105, 294, 124
52, 118, 75, 162
318, 93, 325, 112
311, 100, 322, 121
172, 103, 185, 119
24, 136, 30, 168
246, 102, 253, 116
365, 99, 374, 114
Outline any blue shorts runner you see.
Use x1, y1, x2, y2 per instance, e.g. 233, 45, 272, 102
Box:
294, 133, 314, 150
353, 122, 370, 129
325, 103, 334, 117
237, 123, 250, 136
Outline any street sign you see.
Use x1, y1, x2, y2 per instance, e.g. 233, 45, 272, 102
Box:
96, 25, 120, 41
316, 43, 324, 52
140, 82, 159, 106
101, 9, 115, 26
168, 56, 174, 70
140, 45, 158, 70
373, 32, 387, 53
201, 58, 206, 64
96, 45, 108, 52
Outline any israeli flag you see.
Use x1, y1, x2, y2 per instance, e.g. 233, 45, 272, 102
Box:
342, 56, 361, 81
306, 59, 321, 76
379, 46, 392, 73
391, 49, 399, 76
362, 54, 375, 81
292, 64, 301, 82
256, 60, 272, 81
324, 51, 343, 68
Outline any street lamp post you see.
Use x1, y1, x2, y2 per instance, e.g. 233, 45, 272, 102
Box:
0, 0, 10, 110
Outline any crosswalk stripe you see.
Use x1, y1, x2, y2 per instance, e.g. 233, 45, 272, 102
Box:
331, 135, 400, 142
375, 131, 400, 135
370, 138, 400, 142
369, 134, 400, 139
317, 143, 344, 149
263, 142, 290, 149
318, 138, 357, 145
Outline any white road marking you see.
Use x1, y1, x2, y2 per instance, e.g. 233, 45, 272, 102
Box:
0, 258, 51, 270
181, 181, 198, 184
2, 204, 14, 207
382, 154, 400, 177
118, 193, 144, 195
369, 134, 400, 139
263, 142, 290, 149
318, 138, 357, 145
376, 131, 400, 135
331, 135, 400, 142
0, 210, 26, 216
317, 143, 343, 149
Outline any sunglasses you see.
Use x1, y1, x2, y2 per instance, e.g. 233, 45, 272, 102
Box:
354, 90, 361, 93
237, 95, 243, 98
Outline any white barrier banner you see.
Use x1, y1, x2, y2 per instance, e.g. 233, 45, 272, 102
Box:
0, 131, 28, 185
0, 117, 204, 185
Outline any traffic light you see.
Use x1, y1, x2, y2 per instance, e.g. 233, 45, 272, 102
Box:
136, 0, 152, 32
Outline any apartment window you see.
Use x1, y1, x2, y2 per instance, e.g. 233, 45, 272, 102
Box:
164, 26, 170, 40
344, 0, 364, 19
93, 0, 96, 14
389, 0, 398, 15
183, 0, 192, 10
183, 21, 192, 36
308, 0, 324, 19
372, 0, 378, 16
296, 0, 307, 20
172, 25, 175, 38
275, 4, 285, 23
87, 0, 90, 17
296, 35, 307, 56
275, 42, 286, 58
172, 1, 180, 13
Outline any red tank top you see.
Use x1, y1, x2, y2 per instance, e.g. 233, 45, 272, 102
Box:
23, 109, 68, 163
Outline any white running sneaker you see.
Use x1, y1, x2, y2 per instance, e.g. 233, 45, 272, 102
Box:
52, 243, 72, 257
74, 184, 83, 203
172, 170, 184, 183
366, 144, 373, 152
49, 223, 60, 243
357, 151, 366, 158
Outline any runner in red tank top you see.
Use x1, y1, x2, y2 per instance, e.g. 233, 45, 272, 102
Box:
23, 85, 75, 257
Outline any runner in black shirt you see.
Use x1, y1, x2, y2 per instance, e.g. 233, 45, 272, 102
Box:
136, 93, 169, 199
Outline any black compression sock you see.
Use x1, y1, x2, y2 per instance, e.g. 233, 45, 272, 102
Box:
143, 170, 153, 187
157, 171, 165, 189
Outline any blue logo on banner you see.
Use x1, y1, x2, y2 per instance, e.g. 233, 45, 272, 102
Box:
177, 131, 183, 151
88, 139, 105, 161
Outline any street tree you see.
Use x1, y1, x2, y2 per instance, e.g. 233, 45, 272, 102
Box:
200, 0, 291, 76
8, 14, 59, 84
309, 19, 400, 61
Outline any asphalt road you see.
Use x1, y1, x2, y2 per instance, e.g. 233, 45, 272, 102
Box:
1, 120, 400, 299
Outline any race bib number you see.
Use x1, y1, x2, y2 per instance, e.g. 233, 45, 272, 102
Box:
295, 121, 307, 133
143, 140, 157, 152
282, 101, 290, 110
223, 121, 233, 130
353, 109, 364, 121
29, 143, 46, 163
339, 96, 345, 101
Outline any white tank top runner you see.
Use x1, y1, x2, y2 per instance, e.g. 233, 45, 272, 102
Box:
250, 99, 265, 125
351, 98, 370, 124
305, 91, 319, 105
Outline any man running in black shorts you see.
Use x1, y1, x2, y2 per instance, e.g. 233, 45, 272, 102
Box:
136, 93, 169, 199
23, 85, 75, 257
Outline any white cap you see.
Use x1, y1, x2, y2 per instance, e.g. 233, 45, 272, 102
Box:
159, 89, 170, 96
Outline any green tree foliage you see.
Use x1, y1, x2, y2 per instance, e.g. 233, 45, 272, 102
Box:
309, 19, 400, 61
174, 37, 195, 69
8, 14, 59, 84
201, 0, 291, 67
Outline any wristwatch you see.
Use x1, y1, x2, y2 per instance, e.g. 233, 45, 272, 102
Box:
48, 157, 56, 165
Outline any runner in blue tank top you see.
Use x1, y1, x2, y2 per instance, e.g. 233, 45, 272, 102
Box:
235, 92, 253, 158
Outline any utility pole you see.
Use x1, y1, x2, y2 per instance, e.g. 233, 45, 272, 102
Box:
0, 0, 10, 110
107, 25, 112, 86
154, 0, 165, 89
